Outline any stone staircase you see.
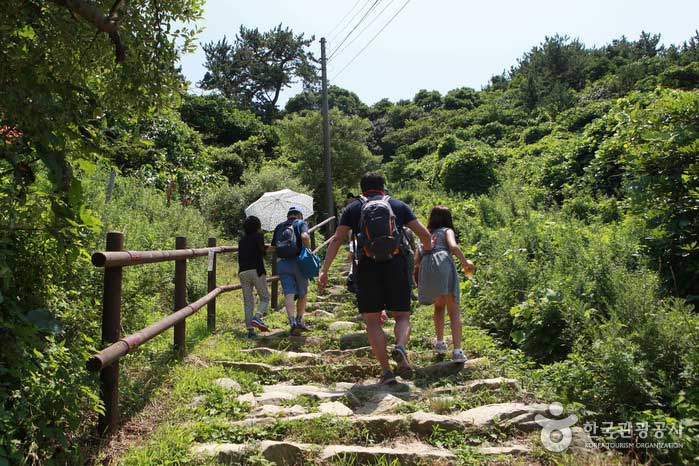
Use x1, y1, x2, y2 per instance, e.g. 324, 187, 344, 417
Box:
183, 262, 598, 465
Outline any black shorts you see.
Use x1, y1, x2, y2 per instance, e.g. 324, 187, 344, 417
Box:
356, 254, 411, 313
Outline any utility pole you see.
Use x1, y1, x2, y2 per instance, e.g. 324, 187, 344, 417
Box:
320, 37, 335, 234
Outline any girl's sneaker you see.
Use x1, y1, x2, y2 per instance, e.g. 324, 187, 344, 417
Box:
251, 316, 269, 332
379, 370, 397, 385
452, 349, 467, 362
434, 340, 449, 355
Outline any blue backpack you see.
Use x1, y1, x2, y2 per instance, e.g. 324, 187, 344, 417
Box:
275, 220, 302, 258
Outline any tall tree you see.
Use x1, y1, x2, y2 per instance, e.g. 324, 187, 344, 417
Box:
200, 24, 318, 121
276, 109, 381, 206
284, 85, 368, 117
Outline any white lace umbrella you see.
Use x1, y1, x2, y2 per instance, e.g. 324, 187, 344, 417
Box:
245, 189, 314, 231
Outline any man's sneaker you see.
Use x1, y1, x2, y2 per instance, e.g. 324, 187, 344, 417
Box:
251, 316, 269, 332
391, 345, 414, 379
452, 349, 467, 362
379, 370, 397, 386
434, 340, 449, 355
295, 318, 310, 332
290, 324, 302, 336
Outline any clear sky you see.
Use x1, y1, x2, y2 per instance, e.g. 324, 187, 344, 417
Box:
178, 0, 699, 106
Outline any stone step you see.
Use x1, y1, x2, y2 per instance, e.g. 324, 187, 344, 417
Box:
237, 381, 414, 409
412, 357, 488, 379
192, 439, 533, 465
327, 321, 358, 332
192, 441, 460, 466
429, 377, 519, 395
460, 402, 550, 427
320, 443, 458, 465
239, 346, 378, 363
322, 346, 374, 359
225, 402, 552, 437
239, 348, 320, 363
254, 330, 324, 349
218, 361, 371, 379
340, 331, 391, 350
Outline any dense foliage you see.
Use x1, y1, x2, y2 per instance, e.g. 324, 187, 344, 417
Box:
2, 9, 698, 463
377, 31, 699, 464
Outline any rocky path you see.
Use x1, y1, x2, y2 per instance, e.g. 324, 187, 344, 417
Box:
118, 260, 609, 465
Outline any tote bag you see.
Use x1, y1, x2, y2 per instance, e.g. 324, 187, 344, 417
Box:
298, 247, 321, 279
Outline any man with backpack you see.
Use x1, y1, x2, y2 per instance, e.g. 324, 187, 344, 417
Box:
318, 172, 433, 385
272, 206, 312, 336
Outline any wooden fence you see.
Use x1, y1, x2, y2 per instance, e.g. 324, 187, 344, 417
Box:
88, 216, 335, 435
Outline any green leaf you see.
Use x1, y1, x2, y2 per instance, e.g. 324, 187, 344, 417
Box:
511, 330, 525, 344
25, 309, 63, 336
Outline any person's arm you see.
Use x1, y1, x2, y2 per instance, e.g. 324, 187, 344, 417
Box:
445, 228, 474, 277
413, 245, 422, 285
406, 219, 432, 252
318, 224, 351, 292
299, 221, 311, 248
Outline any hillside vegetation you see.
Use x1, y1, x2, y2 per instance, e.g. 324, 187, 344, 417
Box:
1, 7, 698, 463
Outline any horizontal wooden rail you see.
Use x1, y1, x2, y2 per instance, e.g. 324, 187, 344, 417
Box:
92, 245, 238, 268
92, 215, 335, 436
313, 237, 333, 254
308, 216, 335, 234
87, 276, 280, 372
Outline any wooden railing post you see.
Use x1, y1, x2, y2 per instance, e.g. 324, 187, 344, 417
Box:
271, 250, 278, 311
174, 236, 187, 355
98, 231, 124, 436
207, 237, 216, 332
310, 230, 316, 251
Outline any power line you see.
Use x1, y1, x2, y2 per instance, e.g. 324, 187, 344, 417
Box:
329, 0, 398, 63
330, 0, 412, 82
325, 0, 363, 42
328, 0, 373, 45
328, 0, 381, 61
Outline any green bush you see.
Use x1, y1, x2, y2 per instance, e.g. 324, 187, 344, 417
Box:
438, 143, 496, 194
521, 124, 552, 144
659, 62, 699, 90
436, 134, 463, 158
202, 163, 309, 238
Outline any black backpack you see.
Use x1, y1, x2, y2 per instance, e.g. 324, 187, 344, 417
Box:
275, 220, 302, 258
356, 195, 402, 262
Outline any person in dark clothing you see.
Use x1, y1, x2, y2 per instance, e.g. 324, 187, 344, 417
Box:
318, 172, 433, 385
238, 216, 270, 338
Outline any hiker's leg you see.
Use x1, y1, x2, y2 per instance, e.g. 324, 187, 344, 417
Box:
254, 273, 270, 317
296, 295, 307, 319
278, 261, 298, 325
364, 312, 390, 371
445, 294, 462, 350
284, 294, 296, 324
393, 311, 411, 348
433, 296, 446, 342
240, 271, 255, 330
295, 267, 309, 320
